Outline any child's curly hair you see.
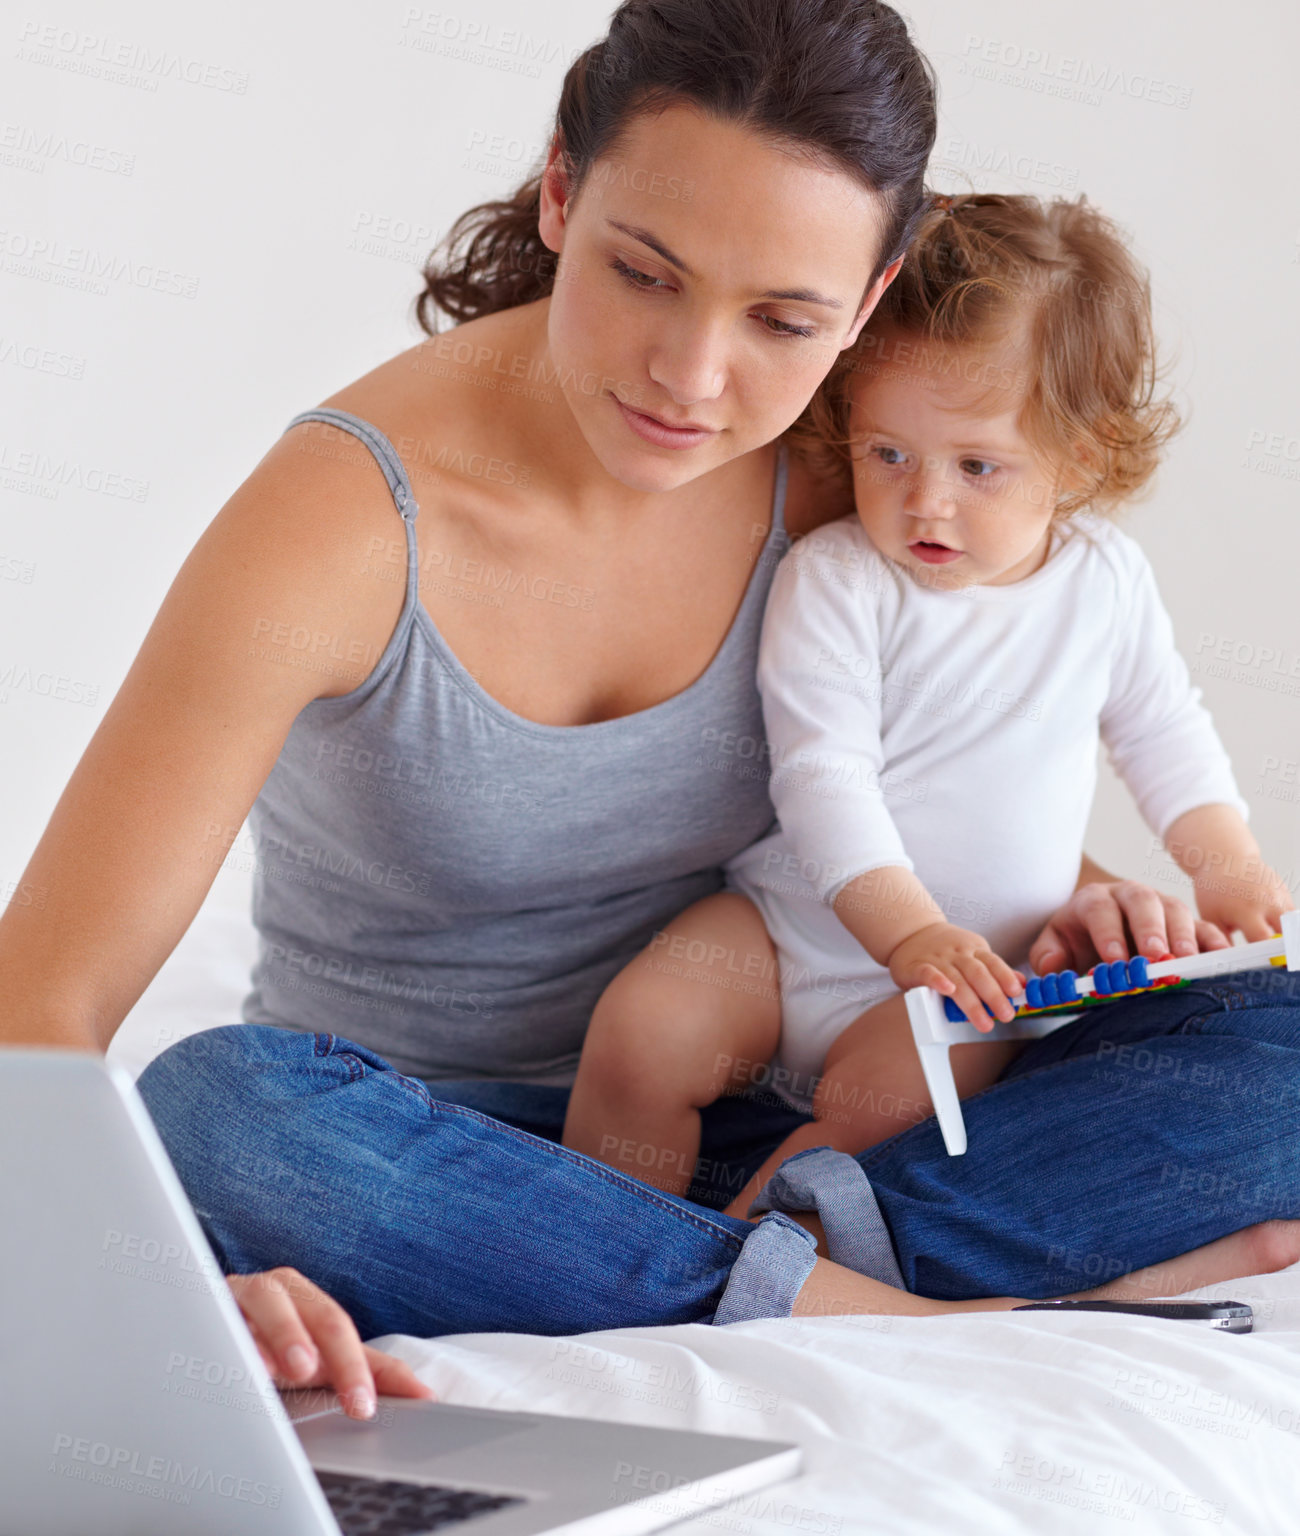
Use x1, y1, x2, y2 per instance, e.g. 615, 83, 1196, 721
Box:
785, 192, 1182, 519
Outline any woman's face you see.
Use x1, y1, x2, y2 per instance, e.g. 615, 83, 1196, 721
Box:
538, 103, 900, 493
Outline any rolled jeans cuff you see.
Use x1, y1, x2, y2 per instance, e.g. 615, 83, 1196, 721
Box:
711, 1212, 819, 1325
748, 1145, 907, 1290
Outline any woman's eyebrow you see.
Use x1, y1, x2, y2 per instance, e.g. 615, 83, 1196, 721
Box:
603, 217, 845, 309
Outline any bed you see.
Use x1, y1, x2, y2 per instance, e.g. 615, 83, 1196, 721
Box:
108, 860, 1300, 1534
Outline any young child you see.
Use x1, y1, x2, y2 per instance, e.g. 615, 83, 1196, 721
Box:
561, 192, 1294, 1216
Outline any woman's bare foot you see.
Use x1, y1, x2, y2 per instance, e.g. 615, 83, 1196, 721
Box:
780, 1215, 1300, 1315
1068, 1220, 1300, 1302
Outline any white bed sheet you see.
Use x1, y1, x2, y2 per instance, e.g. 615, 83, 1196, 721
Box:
369, 1280, 1300, 1535
112, 868, 1300, 1534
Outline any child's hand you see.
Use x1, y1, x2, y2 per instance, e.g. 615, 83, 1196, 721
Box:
1192, 859, 1295, 945
887, 922, 1026, 1031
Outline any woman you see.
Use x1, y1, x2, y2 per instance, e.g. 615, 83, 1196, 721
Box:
5, 0, 1297, 1423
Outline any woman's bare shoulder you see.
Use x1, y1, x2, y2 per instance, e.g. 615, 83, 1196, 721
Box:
192, 330, 494, 706
314, 312, 520, 465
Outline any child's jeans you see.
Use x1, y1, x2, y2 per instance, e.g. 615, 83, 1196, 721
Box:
134, 963, 1300, 1338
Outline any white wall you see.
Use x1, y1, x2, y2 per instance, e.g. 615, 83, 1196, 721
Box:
4, 0, 1297, 973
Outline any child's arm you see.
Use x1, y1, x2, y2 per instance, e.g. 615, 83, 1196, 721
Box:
832, 864, 1025, 1029
749, 532, 913, 910
1161, 802, 1295, 941
750, 533, 1023, 1028
1099, 536, 1263, 914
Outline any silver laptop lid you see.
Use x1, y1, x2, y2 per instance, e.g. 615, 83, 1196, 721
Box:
1, 1049, 342, 1535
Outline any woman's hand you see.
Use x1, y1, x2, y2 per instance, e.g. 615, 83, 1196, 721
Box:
887, 922, 1026, 1029
226, 1267, 437, 1420
1027, 879, 1233, 976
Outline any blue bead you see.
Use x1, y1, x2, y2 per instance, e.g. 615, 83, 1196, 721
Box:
943, 995, 997, 1024
1129, 955, 1150, 988
1059, 969, 1079, 1000
1108, 960, 1128, 991
1025, 978, 1043, 1008
1094, 964, 1112, 995
1041, 973, 1060, 1005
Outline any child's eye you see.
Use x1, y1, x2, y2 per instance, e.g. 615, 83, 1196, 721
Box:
871, 444, 911, 468
960, 458, 999, 479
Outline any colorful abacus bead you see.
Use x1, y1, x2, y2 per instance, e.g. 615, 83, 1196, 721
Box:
1089, 955, 1152, 995
938, 952, 1155, 1024
1015, 966, 1079, 1012
1092, 960, 1118, 994
942, 995, 996, 1023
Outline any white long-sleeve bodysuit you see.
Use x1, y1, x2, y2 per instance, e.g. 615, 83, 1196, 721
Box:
722, 511, 1250, 1112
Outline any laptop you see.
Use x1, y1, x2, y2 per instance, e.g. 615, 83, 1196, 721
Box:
1, 1049, 801, 1535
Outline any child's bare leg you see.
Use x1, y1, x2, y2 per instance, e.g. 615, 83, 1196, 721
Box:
722, 992, 1023, 1217
562, 892, 781, 1197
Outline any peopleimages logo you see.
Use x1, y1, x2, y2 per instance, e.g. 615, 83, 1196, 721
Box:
16, 21, 249, 93
49, 1434, 280, 1508
958, 35, 1193, 109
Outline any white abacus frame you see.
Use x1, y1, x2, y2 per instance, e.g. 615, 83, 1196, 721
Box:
906, 909, 1300, 1155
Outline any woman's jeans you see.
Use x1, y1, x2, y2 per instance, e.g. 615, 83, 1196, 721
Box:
134, 964, 1300, 1340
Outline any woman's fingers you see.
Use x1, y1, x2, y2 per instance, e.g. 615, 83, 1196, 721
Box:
1155, 895, 1203, 957
243, 1325, 289, 1387
1026, 876, 1267, 992
1106, 882, 1177, 959
1027, 905, 1096, 975
1032, 882, 1194, 974
363, 1343, 438, 1404
227, 1267, 378, 1420
227, 1269, 323, 1387
1109, 881, 1219, 960
1072, 880, 1145, 963
1029, 883, 1240, 984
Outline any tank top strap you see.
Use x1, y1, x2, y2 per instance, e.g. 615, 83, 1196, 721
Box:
772, 439, 788, 537
283, 407, 420, 524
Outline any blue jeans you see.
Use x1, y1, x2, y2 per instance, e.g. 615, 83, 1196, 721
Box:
134, 964, 1300, 1338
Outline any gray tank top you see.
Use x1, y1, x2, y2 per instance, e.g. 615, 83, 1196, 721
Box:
240, 407, 790, 1085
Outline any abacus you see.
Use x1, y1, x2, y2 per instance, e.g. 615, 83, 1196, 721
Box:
906, 910, 1300, 1155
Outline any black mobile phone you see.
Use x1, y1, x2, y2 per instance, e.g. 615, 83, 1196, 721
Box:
1012, 1299, 1252, 1333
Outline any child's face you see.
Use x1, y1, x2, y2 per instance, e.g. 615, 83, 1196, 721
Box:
845, 325, 1062, 590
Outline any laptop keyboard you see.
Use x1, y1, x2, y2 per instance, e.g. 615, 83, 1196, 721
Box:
316, 1469, 527, 1534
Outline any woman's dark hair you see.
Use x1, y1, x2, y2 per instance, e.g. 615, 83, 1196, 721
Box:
416, 0, 937, 332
